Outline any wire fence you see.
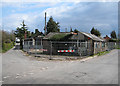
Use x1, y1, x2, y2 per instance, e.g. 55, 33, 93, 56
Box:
23, 41, 119, 60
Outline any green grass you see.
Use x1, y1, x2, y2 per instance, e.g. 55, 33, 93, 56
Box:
117, 48, 120, 49
1, 42, 14, 53
97, 51, 110, 56
91, 50, 110, 57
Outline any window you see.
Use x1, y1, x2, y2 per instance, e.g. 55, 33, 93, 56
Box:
102, 42, 105, 47
95, 42, 98, 48
96, 43, 98, 48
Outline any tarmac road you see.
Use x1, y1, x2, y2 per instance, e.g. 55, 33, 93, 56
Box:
2, 48, 118, 84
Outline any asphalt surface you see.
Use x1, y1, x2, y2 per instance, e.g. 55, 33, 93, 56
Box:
2, 48, 118, 84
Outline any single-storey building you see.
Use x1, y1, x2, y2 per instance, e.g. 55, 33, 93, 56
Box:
42, 32, 107, 56
23, 31, 107, 56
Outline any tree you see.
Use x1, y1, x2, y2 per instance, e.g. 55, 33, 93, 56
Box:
110, 30, 117, 39
90, 27, 101, 36
2, 30, 10, 50
2, 30, 14, 43
2, 30, 8, 43
31, 29, 44, 37
35, 29, 39, 34
35, 29, 42, 36
14, 20, 28, 49
1, 30, 15, 51
90, 27, 95, 34
46, 16, 60, 34
31, 32, 34, 37
74, 29, 79, 33
31, 32, 34, 35
9, 30, 15, 41
27, 31, 31, 38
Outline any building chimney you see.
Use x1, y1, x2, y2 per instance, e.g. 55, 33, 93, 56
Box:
45, 12, 47, 35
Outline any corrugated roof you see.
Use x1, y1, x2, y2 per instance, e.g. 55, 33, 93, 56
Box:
80, 32, 105, 41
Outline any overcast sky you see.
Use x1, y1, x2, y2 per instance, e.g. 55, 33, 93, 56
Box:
1, 0, 118, 37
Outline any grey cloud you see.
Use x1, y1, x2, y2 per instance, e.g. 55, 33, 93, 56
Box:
2, 2, 118, 37
53, 2, 118, 37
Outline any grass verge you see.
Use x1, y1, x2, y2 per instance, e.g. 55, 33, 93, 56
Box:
94, 51, 110, 56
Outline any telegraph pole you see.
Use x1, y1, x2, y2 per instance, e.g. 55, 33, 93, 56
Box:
44, 12, 47, 35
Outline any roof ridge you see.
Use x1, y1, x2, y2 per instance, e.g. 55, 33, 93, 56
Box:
80, 31, 104, 41
49, 32, 71, 33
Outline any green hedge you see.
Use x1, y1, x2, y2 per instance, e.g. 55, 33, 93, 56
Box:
2, 42, 14, 53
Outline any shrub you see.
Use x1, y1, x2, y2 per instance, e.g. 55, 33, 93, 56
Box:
5, 39, 11, 43
2, 42, 14, 53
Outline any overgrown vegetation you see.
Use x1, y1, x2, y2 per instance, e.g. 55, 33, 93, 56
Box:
97, 51, 110, 56
1, 30, 15, 53
91, 51, 110, 57
49, 34, 68, 40
2, 42, 14, 53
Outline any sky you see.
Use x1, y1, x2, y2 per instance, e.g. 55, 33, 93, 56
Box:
0, 0, 119, 37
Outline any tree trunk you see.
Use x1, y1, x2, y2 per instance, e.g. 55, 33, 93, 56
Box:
20, 39, 23, 49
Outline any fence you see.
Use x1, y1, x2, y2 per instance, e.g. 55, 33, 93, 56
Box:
23, 41, 118, 60
23, 41, 93, 59
23, 41, 43, 54
50, 41, 92, 56
106, 42, 119, 50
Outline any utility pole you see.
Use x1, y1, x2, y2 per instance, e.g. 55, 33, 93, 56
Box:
44, 12, 47, 35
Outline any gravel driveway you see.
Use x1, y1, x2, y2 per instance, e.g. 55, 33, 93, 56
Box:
2, 48, 118, 84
